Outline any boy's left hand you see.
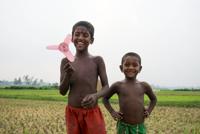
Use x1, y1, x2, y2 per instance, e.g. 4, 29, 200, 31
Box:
144, 109, 150, 118
81, 94, 97, 108
111, 111, 123, 121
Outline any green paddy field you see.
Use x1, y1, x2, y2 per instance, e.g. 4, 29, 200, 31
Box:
0, 89, 200, 133
0, 89, 200, 107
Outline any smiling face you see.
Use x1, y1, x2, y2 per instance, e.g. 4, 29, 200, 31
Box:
120, 55, 142, 79
72, 26, 93, 52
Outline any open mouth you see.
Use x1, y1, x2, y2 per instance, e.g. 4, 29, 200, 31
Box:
127, 72, 135, 75
126, 70, 136, 73
77, 41, 84, 45
76, 42, 85, 48
125, 70, 137, 76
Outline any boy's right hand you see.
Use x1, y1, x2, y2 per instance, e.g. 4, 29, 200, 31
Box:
111, 111, 123, 121
63, 61, 74, 77
81, 93, 97, 108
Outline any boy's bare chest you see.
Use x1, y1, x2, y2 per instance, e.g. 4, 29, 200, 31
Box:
71, 60, 98, 78
118, 84, 145, 97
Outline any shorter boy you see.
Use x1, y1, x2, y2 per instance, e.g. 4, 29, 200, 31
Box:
103, 52, 157, 134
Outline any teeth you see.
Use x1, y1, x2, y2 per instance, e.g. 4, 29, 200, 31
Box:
78, 42, 84, 45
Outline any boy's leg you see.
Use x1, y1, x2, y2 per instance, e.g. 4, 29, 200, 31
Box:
117, 121, 146, 134
84, 106, 106, 134
137, 124, 146, 134
65, 106, 80, 134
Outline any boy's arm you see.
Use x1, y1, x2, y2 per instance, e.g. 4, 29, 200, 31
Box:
103, 83, 123, 120
59, 58, 73, 96
103, 84, 116, 113
95, 56, 109, 98
81, 56, 109, 108
142, 82, 157, 115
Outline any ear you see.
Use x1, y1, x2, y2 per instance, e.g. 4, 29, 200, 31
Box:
139, 66, 142, 73
119, 65, 123, 72
71, 36, 74, 43
90, 38, 94, 44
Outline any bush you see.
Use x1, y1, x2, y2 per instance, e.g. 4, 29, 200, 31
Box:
3, 86, 57, 90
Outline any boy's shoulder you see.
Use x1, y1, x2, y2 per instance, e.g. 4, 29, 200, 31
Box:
139, 81, 152, 91
111, 80, 124, 88
60, 56, 104, 64
91, 55, 105, 64
139, 81, 150, 87
92, 55, 104, 60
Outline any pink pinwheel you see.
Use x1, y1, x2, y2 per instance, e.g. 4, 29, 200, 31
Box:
46, 34, 75, 62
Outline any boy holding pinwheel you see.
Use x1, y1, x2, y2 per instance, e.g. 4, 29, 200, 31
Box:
59, 21, 109, 134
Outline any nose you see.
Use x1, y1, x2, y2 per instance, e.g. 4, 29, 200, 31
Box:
128, 65, 134, 69
78, 34, 84, 40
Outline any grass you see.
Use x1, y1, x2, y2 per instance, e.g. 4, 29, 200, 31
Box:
0, 98, 200, 134
0, 89, 66, 101
108, 90, 200, 107
0, 88, 200, 133
0, 89, 200, 107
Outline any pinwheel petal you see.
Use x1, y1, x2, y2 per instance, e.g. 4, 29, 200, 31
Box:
46, 45, 59, 50
64, 34, 72, 44
63, 51, 74, 62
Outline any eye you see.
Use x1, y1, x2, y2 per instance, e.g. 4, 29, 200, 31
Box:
132, 63, 139, 67
124, 63, 130, 67
74, 32, 80, 37
83, 33, 89, 37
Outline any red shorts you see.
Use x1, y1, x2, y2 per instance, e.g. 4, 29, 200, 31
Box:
65, 105, 106, 134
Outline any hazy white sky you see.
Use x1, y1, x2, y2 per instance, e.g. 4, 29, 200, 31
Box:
0, 0, 200, 88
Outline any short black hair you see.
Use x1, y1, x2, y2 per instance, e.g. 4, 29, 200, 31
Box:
121, 52, 141, 65
72, 21, 94, 40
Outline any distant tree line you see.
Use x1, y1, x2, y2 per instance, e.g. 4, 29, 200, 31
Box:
174, 88, 200, 91
0, 75, 58, 89
13, 75, 43, 86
